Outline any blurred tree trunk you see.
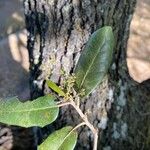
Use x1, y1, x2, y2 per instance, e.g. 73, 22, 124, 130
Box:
23, 0, 150, 149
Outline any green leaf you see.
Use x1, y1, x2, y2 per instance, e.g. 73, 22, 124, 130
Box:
74, 26, 114, 96
38, 126, 78, 150
46, 80, 65, 96
0, 95, 59, 127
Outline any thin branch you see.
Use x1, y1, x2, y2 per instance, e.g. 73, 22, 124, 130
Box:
56, 99, 98, 150
57, 102, 71, 107
70, 100, 98, 150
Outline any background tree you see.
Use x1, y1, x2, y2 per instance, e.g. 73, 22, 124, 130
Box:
23, 0, 150, 149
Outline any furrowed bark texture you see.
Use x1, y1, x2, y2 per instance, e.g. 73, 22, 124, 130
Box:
24, 0, 150, 149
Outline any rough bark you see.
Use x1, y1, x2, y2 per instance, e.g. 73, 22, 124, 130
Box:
23, 0, 150, 149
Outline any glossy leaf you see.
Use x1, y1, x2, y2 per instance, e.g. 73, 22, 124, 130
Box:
46, 80, 65, 96
0, 95, 59, 127
38, 126, 78, 150
74, 26, 114, 96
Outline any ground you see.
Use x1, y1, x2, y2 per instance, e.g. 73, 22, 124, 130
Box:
0, 0, 29, 100
127, 0, 150, 83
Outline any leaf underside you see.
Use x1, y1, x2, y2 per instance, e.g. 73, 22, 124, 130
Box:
38, 126, 78, 150
0, 95, 59, 127
74, 26, 114, 96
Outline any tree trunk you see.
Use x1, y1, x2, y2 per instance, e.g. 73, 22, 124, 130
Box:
24, 0, 150, 149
